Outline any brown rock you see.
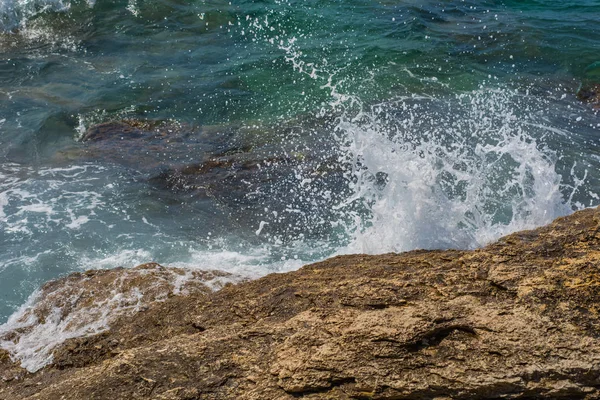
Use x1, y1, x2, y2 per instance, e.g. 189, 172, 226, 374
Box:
0, 264, 236, 374
577, 84, 600, 109
2, 208, 600, 399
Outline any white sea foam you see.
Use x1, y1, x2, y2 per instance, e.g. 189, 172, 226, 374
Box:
0, 0, 92, 52
0, 288, 114, 372
75, 249, 155, 271
0, 264, 236, 372
170, 246, 307, 277
334, 89, 577, 254
0, 192, 7, 220
76, 245, 307, 284
0, 280, 137, 373
0, 164, 107, 239
256, 14, 584, 252
0, 0, 79, 32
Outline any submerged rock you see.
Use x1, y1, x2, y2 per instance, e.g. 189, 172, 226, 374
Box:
2, 207, 600, 398
73, 118, 351, 241
76, 118, 337, 175
577, 83, 600, 109
78, 120, 216, 171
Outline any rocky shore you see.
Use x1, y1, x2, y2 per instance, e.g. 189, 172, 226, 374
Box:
2, 207, 600, 399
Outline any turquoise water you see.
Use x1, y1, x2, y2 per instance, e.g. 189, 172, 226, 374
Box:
1, 0, 600, 324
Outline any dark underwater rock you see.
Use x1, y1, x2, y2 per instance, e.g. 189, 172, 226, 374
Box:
79, 120, 215, 171
2, 207, 600, 399
76, 118, 351, 241
577, 84, 600, 109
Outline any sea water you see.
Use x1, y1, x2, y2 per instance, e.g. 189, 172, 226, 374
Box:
0, 0, 599, 369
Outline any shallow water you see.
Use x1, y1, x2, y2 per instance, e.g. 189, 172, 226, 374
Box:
1, 0, 599, 328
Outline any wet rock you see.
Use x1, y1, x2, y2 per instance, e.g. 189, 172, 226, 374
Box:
0, 264, 237, 374
76, 118, 331, 174
0, 350, 25, 384
78, 120, 214, 171
75, 118, 350, 241
577, 83, 600, 109
81, 121, 156, 142
3, 207, 600, 399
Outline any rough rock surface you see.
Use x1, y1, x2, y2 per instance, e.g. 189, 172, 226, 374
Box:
2, 207, 600, 399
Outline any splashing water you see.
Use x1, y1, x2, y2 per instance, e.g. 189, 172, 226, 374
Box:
0, 264, 236, 372
254, 12, 584, 254
336, 89, 575, 254
0, 0, 91, 32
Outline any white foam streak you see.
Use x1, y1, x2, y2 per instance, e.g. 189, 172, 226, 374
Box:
168, 246, 307, 278
0, 289, 113, 372
0, 281, 143, 373
0, 264, 233, 372
0, 164, 105, 238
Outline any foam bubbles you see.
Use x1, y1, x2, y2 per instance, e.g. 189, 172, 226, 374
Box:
336, 89, 577, 254
0, 0, 96, 32
0, 164, 105, 238
0, 264, 235, 372
241, 5, 588, 255
0, 0, 71, 32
